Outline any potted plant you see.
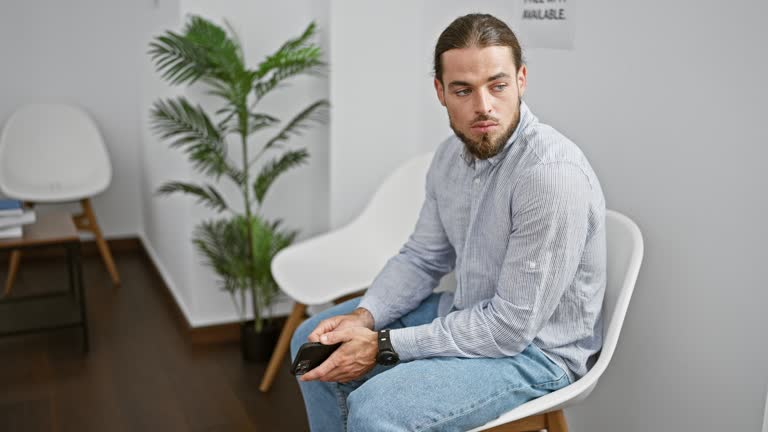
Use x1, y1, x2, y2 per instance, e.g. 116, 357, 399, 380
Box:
148, 16, 328, 361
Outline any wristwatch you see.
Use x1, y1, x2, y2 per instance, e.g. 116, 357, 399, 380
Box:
376, 329, 400, 366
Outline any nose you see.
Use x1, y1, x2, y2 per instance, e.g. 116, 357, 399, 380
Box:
474, 89, 493, 115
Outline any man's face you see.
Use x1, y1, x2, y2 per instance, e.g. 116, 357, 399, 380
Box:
434, 46, 527, 160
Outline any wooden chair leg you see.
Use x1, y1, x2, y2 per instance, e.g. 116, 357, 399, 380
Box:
478, 410, 567, 432
482, 413, 546, 431
3, 250, 23, 297
76, 198, 120, 286
259, 302, 307, 392
545, 410, 568, 432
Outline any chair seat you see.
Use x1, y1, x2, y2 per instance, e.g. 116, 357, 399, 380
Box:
272, 224, 394, 305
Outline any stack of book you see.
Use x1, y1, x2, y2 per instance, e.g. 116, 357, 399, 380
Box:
0, 199, 36, 239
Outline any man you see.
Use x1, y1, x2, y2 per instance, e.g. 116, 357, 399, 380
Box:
290, 13, 606, 432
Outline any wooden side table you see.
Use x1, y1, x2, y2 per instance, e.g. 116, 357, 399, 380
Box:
0, 211, 89, 352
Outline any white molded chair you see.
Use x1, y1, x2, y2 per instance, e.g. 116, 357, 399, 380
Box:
260, 150, 643, 432
0, 104, 120, 294
469, 209, 644, 431
259, 152, 434, 392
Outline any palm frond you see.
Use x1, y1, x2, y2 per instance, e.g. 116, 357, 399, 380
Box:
252, 149, 309, 205
253, 22, 324, 101
248, 113, 280, 135
149, 16, 255, 127
148, 30, 209, 86
151, 97, 234, 179
156, 181, 229, 213
193, 215, 296, 322
262, 100, 329, 151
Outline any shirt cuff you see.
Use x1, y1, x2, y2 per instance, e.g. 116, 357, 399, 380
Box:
388, 326, 424, 362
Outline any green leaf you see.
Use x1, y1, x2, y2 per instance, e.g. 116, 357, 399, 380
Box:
192, 215, 298, 322
148, 15, 256, 124
156, 181, 229, 213
149, 32, 208, 86
248, 113, 280, 135
252, 149, 309, 205
150, 97, 235, 179
253, 22, 324, 101
263, 99, 329, 151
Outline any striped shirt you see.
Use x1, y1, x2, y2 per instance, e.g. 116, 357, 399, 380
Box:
358, 101, 606, 381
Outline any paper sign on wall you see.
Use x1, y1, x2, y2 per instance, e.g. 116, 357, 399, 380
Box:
517, 0, 574, 50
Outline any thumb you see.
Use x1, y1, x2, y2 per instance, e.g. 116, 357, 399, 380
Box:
320, 328, 352, 345
309, 317, 340, 342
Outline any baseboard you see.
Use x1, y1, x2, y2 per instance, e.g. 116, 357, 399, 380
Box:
137, 232, 295, 345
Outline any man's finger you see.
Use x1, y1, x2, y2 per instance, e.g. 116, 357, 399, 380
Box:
300, 352, 339, 381
319, 328, 354, 345
308, 318, 339, 342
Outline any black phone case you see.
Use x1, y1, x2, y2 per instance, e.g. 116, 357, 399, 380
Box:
290, 342, 342, 375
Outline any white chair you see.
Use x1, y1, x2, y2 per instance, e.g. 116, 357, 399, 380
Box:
469, 209, 644, 432
0, 103, 120, 295
260, 150, 643, 432
259, 152, 434, 392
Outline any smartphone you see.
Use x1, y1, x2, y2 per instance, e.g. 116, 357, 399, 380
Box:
291, 341, 342, 376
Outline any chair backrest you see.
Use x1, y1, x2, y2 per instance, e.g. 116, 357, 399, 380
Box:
348, 152, 434, 252
0, 104, 112, 202
270, 152, 435, 304
601, 210, 644, 359
541, 209, 644, 406
471, 210, 643, 430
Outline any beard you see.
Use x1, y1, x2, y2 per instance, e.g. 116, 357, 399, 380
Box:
450, 97, 521, 160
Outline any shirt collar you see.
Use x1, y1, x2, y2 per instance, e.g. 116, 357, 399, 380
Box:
459, 100, 533, 168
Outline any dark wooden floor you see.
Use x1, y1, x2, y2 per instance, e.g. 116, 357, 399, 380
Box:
0, 249, 309, 432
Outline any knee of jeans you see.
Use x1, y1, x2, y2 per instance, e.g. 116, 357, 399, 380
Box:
347, 381, 409, 432
290, 318, 315, 361
346, 387, 375, 432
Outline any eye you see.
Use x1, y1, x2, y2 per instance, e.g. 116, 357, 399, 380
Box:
492, 84, 508, 92
455, 88, 471, 97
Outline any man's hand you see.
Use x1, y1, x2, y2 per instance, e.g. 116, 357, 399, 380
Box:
300, 327, 378, 383
307, 307, 374, 343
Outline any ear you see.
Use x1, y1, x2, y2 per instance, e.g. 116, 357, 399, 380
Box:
517, 64, 528, 98
434, 78, 446, 107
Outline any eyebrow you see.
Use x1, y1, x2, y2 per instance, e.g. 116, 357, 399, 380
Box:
448, 72, 511, 88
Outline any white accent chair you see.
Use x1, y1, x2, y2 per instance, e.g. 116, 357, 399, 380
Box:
259, 152, 434, 392
260, 149, 643, 432
0, 104, 120, 295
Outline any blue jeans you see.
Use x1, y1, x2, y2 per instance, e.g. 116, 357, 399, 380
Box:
290, 294, 570, 432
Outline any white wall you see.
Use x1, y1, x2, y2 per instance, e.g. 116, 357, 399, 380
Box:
139, 0, 331, 326
0, 0, 146, 237
330, 1, 768, 431
138, 0, 195, 318
3, 2, 766, 428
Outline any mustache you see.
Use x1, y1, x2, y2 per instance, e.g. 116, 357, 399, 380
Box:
471, 114, 500, 124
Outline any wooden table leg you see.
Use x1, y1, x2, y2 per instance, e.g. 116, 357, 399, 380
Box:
3, 250, 22, 297
70, 243, 89, 353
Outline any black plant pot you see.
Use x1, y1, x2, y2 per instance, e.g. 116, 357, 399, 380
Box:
240, 319, 281, 363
